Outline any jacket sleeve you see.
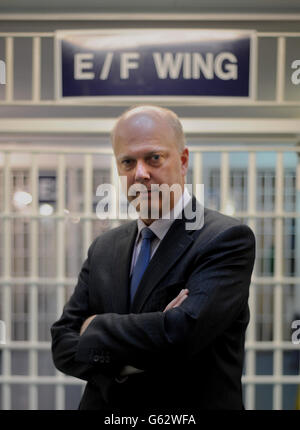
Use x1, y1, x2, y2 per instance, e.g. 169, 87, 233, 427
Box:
50, 238, 113, 382
68, 224, 255, 371
50, 238, 167, 381
165, 224, 256, 357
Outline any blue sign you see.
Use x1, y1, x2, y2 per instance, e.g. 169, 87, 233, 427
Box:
56, 30, 254, 99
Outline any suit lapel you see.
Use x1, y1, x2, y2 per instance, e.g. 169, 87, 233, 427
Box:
130, 197, 203, 313
112, 221, 137, 314
131, 218, 194, 313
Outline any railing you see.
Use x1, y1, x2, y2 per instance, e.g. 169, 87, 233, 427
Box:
0, 142, 300, 409
0, 31, 299, 106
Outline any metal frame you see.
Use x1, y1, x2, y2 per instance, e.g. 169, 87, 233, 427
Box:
0, 119, 300, 134
1, 13, 300, 21
1, 143, 300, 410
0, 30, 300, 106
0, 16, 300, 409
54, 28, 256, 104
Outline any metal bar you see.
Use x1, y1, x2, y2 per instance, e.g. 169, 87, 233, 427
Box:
0, 341, 50, 349
5, 37, 14, 102
0, 374, 299, 384
1, 340, 298, 351
0, 145, 113, 155
56, 154, 66, 288
1, 144, 300, 155
0, 375, 300, 387
0, 375, 298, 383
2, 152, 12, 409
258, 32, 300, 37
245, 152, 256, 410
220, 152, 229, 214
276, 37, 286, 103
0, 278, 77, 286
5, 274, 300, 288
273, 152, 284, 410
0, 376, 84, 385
0, 144, 297, 153
110, 155, 121, 229
2, 100, 300, 107
32, 37, 41, 103
28, 153, 39, 410
1, 13, 300, 21
0, 33, 54, 37
1, 275, 300, 286
2, 210, 300, 220
188, 146, 300, 153
250, 33, 258, 101
242, 376, 300, 384
246, 342, 300, 350
3, 96, 300, 105
55, 154, 66, 410
0, 374, 297, 383
193, 152, 203, 203
0, 30, 287, 37
193, 152, 202, 187
83, 154, 93, 259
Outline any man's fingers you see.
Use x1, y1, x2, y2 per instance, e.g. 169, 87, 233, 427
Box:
80, 315, 96, 335
163, 289, 189, 312
163, 290, 184, 312
173, 289, 189, 306
172, 293, 188, 308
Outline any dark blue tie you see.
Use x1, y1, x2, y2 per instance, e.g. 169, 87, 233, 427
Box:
130, 227, 156, 304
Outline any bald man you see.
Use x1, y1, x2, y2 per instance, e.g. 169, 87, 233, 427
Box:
51, 105, 255, 410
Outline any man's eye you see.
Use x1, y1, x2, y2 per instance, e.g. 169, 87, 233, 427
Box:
122, 159, 133, 166
151, 155, 160, 161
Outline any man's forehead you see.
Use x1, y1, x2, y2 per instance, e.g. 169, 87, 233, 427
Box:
115, 110, 169, 136
122, 106, 168, 122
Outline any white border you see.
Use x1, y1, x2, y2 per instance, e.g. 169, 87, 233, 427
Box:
54, 28, 257, 105
0, 118, 299, 134
1, 13, 300, 21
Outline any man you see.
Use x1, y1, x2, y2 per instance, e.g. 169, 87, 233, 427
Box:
51, 105, 255, 410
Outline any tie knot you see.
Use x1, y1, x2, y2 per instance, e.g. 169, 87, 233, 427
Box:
141, 227, 156, 241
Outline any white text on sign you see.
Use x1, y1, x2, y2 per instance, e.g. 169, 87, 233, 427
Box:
74, 51, 238, 81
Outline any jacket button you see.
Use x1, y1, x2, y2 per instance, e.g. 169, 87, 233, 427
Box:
115, 375, 129, 384
93, 355, 100, 363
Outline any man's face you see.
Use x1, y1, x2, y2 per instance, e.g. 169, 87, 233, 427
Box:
113, 111, 189, 223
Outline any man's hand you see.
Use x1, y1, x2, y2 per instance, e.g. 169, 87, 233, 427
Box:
80, 315, 97, 336
80, 290, 189, 336
163, 288, 189, 312
79, 290, 190, 380
118, 289, 189, 378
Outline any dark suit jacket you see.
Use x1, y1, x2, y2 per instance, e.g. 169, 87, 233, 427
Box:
51, 198, 255, 410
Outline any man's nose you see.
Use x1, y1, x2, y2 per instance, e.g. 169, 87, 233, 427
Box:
134, 160, 150, 182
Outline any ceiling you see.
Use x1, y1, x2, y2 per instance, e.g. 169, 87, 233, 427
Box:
0, 0, 300, 14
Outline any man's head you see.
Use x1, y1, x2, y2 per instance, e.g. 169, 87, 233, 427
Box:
112, 105, 189, 224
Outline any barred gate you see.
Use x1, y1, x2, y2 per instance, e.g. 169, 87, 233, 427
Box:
0, 141, 300, 410
0, 31, 300, 106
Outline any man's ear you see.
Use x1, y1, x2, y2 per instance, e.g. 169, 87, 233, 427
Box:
181, 147, 189, 176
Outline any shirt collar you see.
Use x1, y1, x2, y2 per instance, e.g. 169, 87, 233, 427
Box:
136, 187, 191, 241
